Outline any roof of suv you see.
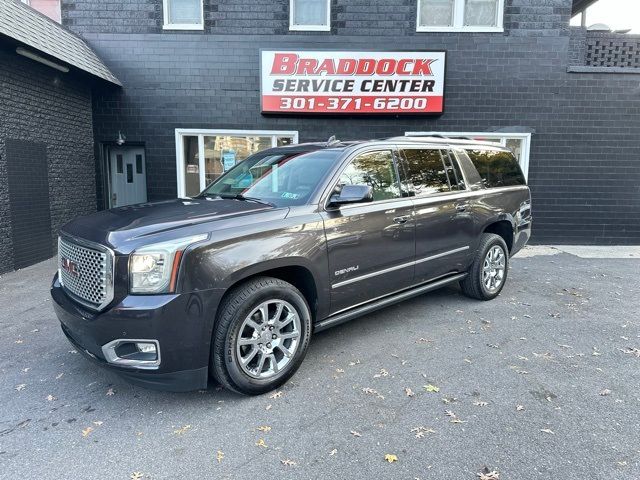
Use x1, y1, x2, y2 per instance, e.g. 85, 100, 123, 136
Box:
279, 136, 510, 153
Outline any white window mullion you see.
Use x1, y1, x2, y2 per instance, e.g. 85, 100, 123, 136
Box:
198, 134, 206, 191
453, 0, 465, 28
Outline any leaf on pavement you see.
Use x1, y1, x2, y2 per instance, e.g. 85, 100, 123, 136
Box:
82, 426, 94, 437
540, 428, 555, 435
46, 394, 56, 401
130, 473, 144, 480
374, 368, 389, 378
424, 384, 440, 393
269, 391, 283, 399
255, 438, 267, 448
477, 468, 500, 480
516, 405, 525, 411
384, 454, 398, 463
93, 421, 103, 426
257, 425, 272, 432
474, 401, 489, 407
173, 425, 192, 435
599, 389, 611, 396
281, 459, 296, 466
216, 450, 224, 463
15, 384, 26, 391
106, 388, 116, 396
350, 430, 362, 437
329, 449, 337, 456
55, 373, 64, 380
405, 387, 415, 397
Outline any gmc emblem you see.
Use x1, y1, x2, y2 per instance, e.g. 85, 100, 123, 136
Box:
61, 258, 79, 277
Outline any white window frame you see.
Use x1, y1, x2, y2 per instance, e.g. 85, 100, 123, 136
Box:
162, 0, 204, 31
174, 129, 299, 197
405, 131, 531, 179
289, 0, 331, 31
416, 0, 504, 33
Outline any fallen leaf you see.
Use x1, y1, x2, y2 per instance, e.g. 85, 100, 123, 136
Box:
216, 450, 224, 463
474, 401, 489, 407
22, 368, 30, 373
31, 329, 39, 333
281, 459, 296, 466
348, 359, 361, 366
255, 438, 267, 448
15, 384, 26, 391
424, 384, 440, 393
374, 368, 389, 378
93, 421, 103, 426
269, 391, 283, 399
55, 373, 64, 380
442, 396, 457, 404
599, 389, 611, 396
335, 368, 345, 373
265, 404, 272, 411
173, 425, 192, 435
15, 339, 24, 344
46, 394, 56, 401
350, 430, 362, 437
106, 388, 115, 396
384, 453, 398, 463
405, 387, 415, 397
329, 449, 337, 456
621, 347, 640, 358
516, 405, 525, 411
257, 425, 272, 432
362, 387, 384, 399
130, 473, 144, 480
477, 468, 500, 480
540, 428, 555, 435
82, 426, 94, 437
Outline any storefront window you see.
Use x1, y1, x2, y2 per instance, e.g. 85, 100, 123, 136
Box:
464, 0, 498, 26
419, 0, 455, 27
163, 0, 203, 29
176, 130, 299, 197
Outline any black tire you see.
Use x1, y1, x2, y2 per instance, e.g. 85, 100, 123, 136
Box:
460, 233, 509, 301
210, 276, 312, 395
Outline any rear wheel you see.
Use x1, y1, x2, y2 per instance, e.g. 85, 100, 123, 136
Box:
460, 233, 509, 300
210, 277, 312, 395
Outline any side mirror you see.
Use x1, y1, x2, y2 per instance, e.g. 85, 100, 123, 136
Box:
328, 184, 373, 207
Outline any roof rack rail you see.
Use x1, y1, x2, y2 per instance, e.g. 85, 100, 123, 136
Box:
326, 135, 342, 147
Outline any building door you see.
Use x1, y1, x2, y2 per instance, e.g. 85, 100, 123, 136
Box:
109, 147, 147, 207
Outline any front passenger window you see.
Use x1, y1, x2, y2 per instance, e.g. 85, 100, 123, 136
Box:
337, 150, 401, 202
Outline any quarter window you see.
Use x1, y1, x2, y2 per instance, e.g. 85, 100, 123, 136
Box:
290, 0, 330, 31
466, 149, 526, 188
417, 0, 503, 31
163, 0, 203, 30
338, 151, 401, 202
399, 149, 451, 196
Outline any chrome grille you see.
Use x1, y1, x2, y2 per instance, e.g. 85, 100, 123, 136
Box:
58, 236, 114, 310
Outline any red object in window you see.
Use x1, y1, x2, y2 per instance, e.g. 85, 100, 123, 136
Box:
28, 0, 61, 23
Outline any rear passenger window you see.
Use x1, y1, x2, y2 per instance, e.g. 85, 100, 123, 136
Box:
399, 149, 450, 196
338, 150, 401, 202
466, 149, 526, 188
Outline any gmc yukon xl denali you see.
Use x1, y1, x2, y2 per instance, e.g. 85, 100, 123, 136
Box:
51, 137, 532, 395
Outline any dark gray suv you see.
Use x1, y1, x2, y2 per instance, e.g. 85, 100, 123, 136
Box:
51, 136, 532, 395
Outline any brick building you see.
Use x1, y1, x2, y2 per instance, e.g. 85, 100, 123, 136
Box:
1, 0, 639, 273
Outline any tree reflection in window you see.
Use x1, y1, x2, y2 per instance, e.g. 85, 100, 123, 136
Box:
400, 149, 451, 196
338, 150, 401, 202
466, 149, 526, 188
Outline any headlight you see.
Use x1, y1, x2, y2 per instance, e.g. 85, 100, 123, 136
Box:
129, 234, 208, 294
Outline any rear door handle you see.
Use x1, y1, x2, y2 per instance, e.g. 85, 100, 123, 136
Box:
393, 215, 410, 224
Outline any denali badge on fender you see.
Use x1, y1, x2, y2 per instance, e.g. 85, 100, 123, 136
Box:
51, 136, 531, 395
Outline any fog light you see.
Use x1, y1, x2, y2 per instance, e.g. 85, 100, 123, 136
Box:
102, 339, 160, 369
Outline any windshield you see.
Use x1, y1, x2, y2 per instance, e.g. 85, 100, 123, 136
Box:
199, 149, 341, 207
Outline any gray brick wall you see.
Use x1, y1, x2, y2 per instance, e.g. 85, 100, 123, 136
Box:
0, 48, 96, 274
61, 0, 572, 36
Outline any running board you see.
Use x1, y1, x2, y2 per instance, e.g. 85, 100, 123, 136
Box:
314, 272, 468, 332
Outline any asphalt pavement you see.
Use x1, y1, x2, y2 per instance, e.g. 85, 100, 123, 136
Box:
1, 247, 639, 480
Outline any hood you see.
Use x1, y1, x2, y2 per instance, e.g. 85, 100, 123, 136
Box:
61, 198, 284, 251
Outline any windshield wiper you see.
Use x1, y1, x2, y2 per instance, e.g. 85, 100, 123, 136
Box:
216, 193, 276, 207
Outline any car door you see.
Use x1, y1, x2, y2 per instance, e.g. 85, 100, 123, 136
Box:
397, 146, 476, 284
321, 148, 415, 314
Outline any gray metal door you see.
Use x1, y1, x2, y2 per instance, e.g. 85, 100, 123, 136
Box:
109, 147, 147, 207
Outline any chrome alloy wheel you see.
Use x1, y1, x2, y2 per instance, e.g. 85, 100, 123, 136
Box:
482, 245, 506, 292
236, 300, 301, 379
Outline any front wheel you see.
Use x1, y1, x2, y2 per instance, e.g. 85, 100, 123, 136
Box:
210, 277, 312, 395
460, 233, 509, 300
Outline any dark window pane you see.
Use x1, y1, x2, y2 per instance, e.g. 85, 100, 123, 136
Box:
466, 149, 526, 188
116, 154, 123, 174
338, 150, 400, 202
136, 154, 143, 174
399, 149, 450, 196
442, 150, 466, 190
126, 163, 133, 183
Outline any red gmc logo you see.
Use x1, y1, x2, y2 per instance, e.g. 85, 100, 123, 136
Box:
61, 258, 79, 277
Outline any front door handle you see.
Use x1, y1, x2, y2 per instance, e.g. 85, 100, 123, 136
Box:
393, 215, 410, 224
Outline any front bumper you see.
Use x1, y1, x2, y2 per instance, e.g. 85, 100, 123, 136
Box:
51, 273, 224, 392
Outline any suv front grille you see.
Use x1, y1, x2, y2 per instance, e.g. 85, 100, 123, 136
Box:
58, 236, 114, 311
